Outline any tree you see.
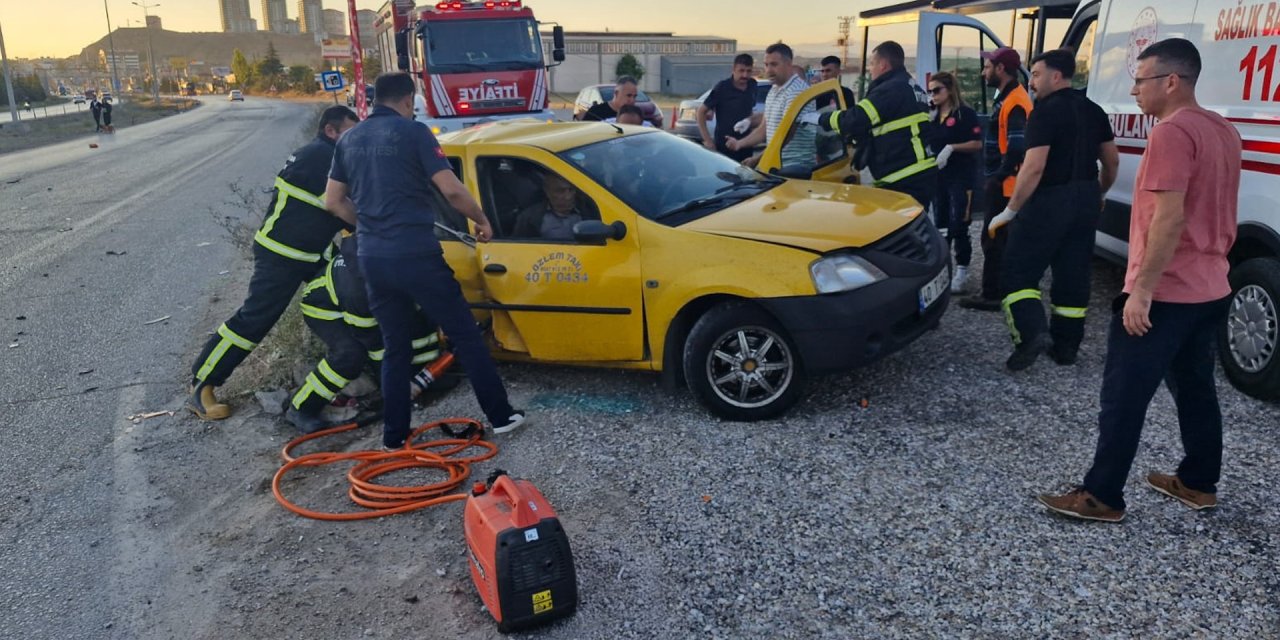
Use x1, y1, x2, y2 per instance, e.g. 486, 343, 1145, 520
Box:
231, 48, 255, 87
258, 42, 284, 78
287, 65, 315, 91
361, 55, 382, 81
615, 54, 644, 82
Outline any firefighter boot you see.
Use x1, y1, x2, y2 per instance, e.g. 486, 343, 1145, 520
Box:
187, 383, 231, 420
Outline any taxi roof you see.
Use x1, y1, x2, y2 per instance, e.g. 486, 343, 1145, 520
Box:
437, 119, 651, 151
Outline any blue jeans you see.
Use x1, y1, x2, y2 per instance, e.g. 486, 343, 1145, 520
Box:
933, 180, 973, 267
1082, 294, 1230, 510
360, 252, 514, 447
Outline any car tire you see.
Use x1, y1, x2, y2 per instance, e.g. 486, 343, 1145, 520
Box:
1219, 257, 1280, 401
683, 301, 805, 421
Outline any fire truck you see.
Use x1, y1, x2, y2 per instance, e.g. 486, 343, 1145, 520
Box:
376, 0, 565, 135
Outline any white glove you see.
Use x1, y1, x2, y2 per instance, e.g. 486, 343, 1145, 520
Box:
798, 112, 820, 126
733, 117, 751, 134
935, 144, 954, 170
988, 207, 1018, 238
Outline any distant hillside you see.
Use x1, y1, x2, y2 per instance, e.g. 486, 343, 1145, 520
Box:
79, 28, 346, 70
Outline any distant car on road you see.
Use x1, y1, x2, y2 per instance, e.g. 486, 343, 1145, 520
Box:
672, 80, 770, 143
346, 84, 374, 108
72, 95, 87, 105
572, 84, 664, 128
229, 89, 244, 102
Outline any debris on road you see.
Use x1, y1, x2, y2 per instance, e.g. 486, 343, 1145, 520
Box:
127, 410, 175, 423
15, 316, 25, 320
196, 242, 212, 247
255, 389, 289, 416
106, 250, 127, 256
78, 369, 94, 375
7, 342, 17, 349
5, 178, 19, 184
142, 315, 171, 325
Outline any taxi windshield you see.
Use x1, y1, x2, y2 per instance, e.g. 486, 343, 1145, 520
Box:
559, 131, 780, 226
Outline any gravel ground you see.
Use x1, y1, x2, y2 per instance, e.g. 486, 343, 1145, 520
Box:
123, 237, 1278, 639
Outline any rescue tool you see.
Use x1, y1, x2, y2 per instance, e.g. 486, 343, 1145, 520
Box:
464, 470, 577, 632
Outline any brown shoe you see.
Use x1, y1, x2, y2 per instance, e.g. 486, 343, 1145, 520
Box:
187, 383, 230, 420
1037, 487, 1125, 523
1146, 473, 1217, 510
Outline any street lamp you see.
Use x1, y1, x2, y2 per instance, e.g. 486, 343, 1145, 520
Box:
133, 1, 160, 100
103, 0, 121, 96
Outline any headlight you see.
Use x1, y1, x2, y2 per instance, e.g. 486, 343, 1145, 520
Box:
809, 255, 887, 294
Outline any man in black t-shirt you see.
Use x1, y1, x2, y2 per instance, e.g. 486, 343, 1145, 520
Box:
815, 56, 856, 111
989, 49, 1120, 371
697, 54, 759, 162
582, 76, 638, 122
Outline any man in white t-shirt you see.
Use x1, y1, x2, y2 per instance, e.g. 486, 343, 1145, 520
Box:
725, 42, 815, 168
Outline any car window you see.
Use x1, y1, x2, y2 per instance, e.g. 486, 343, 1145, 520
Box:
774, 90, 844, 173
598, 86, 652, 103
560, 132, 780, 227
755, 83, 770, 104
432, 158, 470, 241
476, 157, 602, 244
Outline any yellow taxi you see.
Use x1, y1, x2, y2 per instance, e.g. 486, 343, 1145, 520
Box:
432, 81, 949, 420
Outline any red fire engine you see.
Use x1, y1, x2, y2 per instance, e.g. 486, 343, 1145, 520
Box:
375, 0, 564, 134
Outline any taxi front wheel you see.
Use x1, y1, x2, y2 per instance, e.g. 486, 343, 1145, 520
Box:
683, 302, 805, 421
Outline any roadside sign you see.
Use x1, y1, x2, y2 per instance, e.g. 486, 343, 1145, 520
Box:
321, 71, 345, 92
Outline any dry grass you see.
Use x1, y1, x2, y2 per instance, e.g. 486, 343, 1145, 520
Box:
0, 98, 201, 155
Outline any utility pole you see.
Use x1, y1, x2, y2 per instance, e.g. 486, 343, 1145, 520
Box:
133, 1, 160, 100
103, 0, 122, 95
0, 16, 18, 123
837, 15, 855, 70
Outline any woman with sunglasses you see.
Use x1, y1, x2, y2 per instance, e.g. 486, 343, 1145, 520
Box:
928, 72, 983, 293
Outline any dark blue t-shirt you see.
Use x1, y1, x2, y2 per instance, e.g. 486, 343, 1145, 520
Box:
329, 105, 453, 257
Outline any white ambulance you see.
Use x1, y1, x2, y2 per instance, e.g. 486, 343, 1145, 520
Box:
1060, 0, 1280, 401
858, 0, 1280, 401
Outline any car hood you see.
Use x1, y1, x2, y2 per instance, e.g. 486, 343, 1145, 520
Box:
680, 180, 922, 252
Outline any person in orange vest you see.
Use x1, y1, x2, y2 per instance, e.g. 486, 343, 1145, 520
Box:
959, 47, 1032, 311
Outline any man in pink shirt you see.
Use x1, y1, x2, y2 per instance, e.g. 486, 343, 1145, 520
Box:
1038, 38, 1241, 522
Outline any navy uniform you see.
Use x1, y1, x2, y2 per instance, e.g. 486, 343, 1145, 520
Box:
288, 236, 444, 431
188, 133, 350, 419
819, 66, 938, 207
1000, 88, 1115, 366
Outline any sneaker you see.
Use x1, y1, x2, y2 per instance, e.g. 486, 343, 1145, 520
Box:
492, 410, 527, 435
958, 296, 1001, 311
1037, 487, 1125, 523
285, 406, 342, 434
1146, 473, 1217, 510
950, 265, 969, 294
1006, 334, 1051, 371
186, 383, 230, 421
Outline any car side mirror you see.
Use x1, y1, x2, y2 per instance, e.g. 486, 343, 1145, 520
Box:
573, 220, 626, 243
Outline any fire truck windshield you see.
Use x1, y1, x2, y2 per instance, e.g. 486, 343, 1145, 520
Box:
422, 18, 543, 72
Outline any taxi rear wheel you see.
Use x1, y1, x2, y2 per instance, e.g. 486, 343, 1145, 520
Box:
683, 302, 805, 421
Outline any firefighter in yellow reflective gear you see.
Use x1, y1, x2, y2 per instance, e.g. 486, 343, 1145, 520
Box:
818, 41, 938, 207
187, 106, 359, 420
287, 235, 448, 432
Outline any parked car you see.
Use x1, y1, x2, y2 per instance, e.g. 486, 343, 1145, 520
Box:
229, 89, 244, 102
571, 84, 664, 128
671, 79, 770, 143
72, 95, 87, 105
431, 96, 943, 420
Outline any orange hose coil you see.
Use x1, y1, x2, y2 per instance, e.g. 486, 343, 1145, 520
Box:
273, 418, 499, 521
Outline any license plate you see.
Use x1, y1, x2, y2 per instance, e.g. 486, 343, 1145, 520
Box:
918, 268, 949, 311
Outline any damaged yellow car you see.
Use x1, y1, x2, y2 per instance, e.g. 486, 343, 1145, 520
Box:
431, 82, 948, 420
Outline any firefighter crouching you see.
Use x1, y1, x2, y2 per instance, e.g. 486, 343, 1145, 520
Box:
187, 106, 360, 420
288, 235, 449, 433
818, 40, 938, 207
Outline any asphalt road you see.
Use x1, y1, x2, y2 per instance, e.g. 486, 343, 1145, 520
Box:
0, 95, 317, 639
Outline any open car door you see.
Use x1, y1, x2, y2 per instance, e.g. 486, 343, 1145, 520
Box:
756, 79, 854, 184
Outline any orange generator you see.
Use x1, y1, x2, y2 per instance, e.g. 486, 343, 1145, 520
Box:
463, 470, 578, 632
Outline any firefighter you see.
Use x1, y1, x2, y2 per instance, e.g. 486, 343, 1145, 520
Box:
817, 40, 938, 207
988, 50, 1119, 370
187, 106, 359, 420
287, 235, 448, 433
960, 47, 1033, 311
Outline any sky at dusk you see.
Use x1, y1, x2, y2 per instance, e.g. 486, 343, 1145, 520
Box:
3, 0, 928, 59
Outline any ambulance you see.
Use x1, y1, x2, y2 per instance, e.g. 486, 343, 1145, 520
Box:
859, 0, 1280, 401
